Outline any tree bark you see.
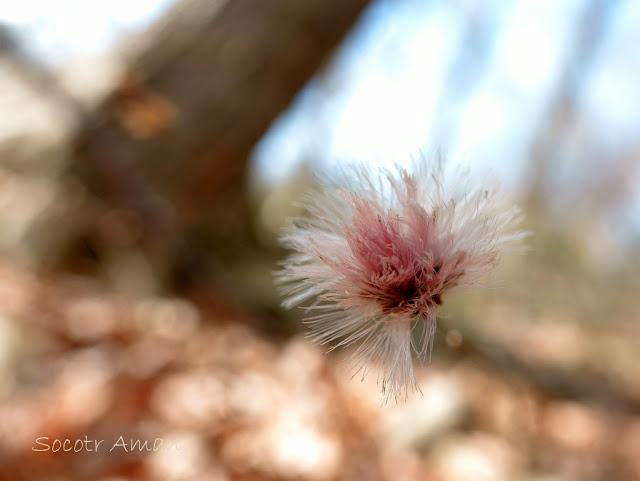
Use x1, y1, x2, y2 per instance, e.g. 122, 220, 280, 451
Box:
71, 0, 370, 290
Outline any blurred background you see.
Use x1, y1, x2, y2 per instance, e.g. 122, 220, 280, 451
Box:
0, 0, 639, 480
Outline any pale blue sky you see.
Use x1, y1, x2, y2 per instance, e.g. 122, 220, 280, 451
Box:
0, 0, 175, 61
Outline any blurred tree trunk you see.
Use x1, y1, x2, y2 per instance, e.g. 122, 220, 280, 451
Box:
71, 0, 370, 291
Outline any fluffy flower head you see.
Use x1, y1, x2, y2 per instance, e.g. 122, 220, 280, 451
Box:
276, 158, 524, 402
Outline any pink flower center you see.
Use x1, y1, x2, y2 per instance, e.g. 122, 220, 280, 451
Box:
341, 196, 456, 319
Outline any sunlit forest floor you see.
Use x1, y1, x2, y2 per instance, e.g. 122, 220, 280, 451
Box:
1, 256, 639, 481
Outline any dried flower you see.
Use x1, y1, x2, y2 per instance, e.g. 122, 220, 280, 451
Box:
276, 158, 525, 402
